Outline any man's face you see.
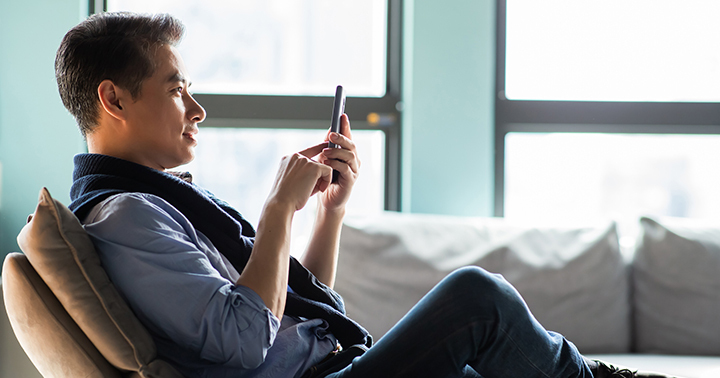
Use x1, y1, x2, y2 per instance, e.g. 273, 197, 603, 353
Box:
122, 44, 206, 171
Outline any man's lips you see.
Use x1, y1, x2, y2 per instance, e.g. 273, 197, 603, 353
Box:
183, 130, 198, 143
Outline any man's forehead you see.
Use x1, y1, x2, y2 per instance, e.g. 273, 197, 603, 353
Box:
152, 45, 191, 84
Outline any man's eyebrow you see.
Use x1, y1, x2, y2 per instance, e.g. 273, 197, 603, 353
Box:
167, 72, 192, 87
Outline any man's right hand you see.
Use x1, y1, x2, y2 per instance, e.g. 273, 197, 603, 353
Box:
237, 142, 333, 320
265, 142, 333, 213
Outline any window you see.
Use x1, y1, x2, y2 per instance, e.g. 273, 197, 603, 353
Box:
496, 0, 720, 245
100, 0, 402, 254
107, 0, 388, 97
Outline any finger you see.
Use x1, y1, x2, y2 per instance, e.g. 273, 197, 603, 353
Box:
325, 114, 354, 144
322, 147, 360, 174
312, 165, 333, 195
322, 158, 356, 185
298, 142, 330, 159
327, 130, 357, 153
340, 114, 353, 139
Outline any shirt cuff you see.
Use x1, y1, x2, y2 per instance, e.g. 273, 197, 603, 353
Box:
232, 285, 281, 345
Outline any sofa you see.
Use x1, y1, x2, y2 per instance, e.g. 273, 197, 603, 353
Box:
333, 212, 720, 377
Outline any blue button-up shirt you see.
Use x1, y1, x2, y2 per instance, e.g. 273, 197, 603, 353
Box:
82, 192, 337, 378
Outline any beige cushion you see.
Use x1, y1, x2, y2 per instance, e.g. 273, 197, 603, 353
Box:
634, 216, 720, 355
3, 252, 121, 378
16, 187, 183, 378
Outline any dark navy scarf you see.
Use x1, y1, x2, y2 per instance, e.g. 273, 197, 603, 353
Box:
69, 153, 371, 348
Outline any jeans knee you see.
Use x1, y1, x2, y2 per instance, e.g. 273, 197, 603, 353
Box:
444, 266, 517, 306
447, 266, 507, 289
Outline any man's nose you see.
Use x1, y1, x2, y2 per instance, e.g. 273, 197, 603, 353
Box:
186, 94, 206, 123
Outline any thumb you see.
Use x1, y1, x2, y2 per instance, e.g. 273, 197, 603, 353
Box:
312, 166, 332, 196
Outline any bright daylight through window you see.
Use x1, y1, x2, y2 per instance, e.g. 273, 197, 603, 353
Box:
505, 0, 720, 102
505, 133, 720, 243
108, 0, 388, 97
501, 0, 720, 251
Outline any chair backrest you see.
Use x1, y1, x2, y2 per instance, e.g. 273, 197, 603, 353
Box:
2, 252, 123, 378
5, 187, 185, 378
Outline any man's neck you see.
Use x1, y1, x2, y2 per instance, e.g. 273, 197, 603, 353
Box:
86, 134, 165, 172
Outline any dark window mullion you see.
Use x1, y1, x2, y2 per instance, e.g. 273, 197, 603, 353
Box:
497, 101, 720, 127
196, 94, 399, 125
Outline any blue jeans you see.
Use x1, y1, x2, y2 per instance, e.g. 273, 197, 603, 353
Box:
326, 266, 593, 378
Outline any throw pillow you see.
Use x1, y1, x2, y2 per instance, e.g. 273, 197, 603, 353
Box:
16, 187, 183, 377
633, 216, 720, 355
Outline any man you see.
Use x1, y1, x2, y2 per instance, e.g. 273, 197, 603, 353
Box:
56, 11, 677, 378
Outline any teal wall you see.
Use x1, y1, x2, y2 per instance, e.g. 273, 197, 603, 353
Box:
402, 0, 495, 216
0, 0, 87, 257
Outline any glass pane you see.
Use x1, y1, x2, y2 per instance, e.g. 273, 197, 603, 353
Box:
107, 0, 388, 97
178, 128, 385, 256
505, 0, 720, 102
505, 132, 720, 251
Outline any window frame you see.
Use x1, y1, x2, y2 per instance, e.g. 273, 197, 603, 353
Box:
494, 0, 720, 217
93, 0, 403, 211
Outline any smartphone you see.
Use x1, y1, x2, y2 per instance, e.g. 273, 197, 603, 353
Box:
329, 85, 345, 182
329, 85, 345, 149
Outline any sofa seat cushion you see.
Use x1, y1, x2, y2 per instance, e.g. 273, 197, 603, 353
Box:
586, 354, 720, 378
336, 212, 630, 354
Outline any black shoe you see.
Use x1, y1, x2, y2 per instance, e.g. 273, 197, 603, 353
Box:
593, 360, 682, 378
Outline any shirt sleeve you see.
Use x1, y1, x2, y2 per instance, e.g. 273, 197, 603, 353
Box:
82, 193, 280, 370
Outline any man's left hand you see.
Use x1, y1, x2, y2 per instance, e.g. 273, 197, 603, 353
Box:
318, 114, 360, 212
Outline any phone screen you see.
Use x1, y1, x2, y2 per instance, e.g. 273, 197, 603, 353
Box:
329, 85, 345, 149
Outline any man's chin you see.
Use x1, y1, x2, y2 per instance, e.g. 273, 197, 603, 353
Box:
162, 155, 194, 172
179, 152, 195, 168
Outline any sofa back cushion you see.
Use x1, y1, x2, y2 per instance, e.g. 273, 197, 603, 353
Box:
16, 187, 183, 377
634, 216, 720, 355
3, 252, 122, 378
336, 212, 630, 354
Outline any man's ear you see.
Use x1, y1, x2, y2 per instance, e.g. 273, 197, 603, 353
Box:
97, 80, 128, 121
